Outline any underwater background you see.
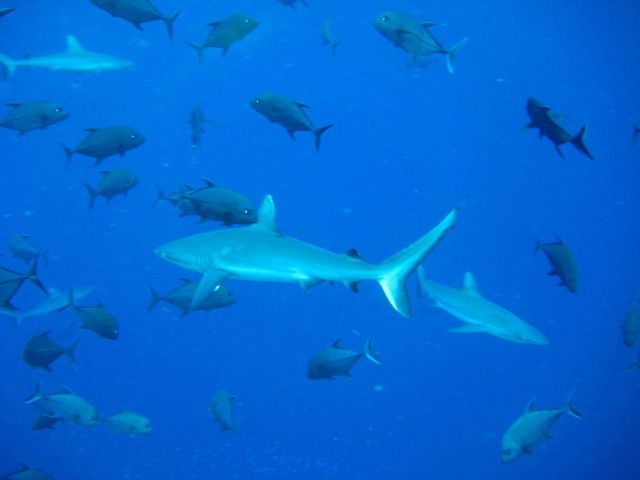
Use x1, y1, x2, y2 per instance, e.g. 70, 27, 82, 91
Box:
1, 0, 639, 478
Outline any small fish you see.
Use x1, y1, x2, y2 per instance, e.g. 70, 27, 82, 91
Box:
62, 126, 144, 165
89, 0, 180, 40
373, 11, 467, 72
32, 415, 62, 431
501, 395, 581, 464
85, 168, 139, 210
187, 105, 209, 148
9, 235, 47, 264
1, 465, 53, 480
320, 19, 340, 56
74, 301, 119, 340
0, 101, 69, 135
22, 331, 78, 371
526, 98, 594, 160
104, 410, 152, 435
307, 337, 381, 380
149, 279, 235, 317
535, 236, 579, 293
24, 383, 99, 428
0, 8, 15, 19
188, 13, 258, 63
210, 389, 236, 431
250, 92, 333, 152
621, 295, 640, 348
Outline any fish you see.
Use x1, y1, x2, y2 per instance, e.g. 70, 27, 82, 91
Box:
155, 195, 458, 318
62, 126, 144, 165
0, 261, 46, 310
501, 396, 582, 464
373, 11, 467, 72
22, 331, 79, 371
187, 105, 209, 148
0, 35, 133, 80
0, 286, 93, 324
188, 13, 259, 63
148, 278, 236, 317
85, 168, 139, 210
24, 384, 99, 428
535, 236, 579, 293
9, 235, 47, 264
1, 465, 53, 480
621, 295, 640, 348
250, 93, 333, 152
31, 415, 62, 431
307, 337, 381, 380
0, 101, 69, 136
104, 410, 152, 435
73, 301, 119, 340
526, 98, 594, 160
0, 8, 15, 18
418, 269, 549, 345
320, 19, 340, 56
210, 389, 236, 431
89, 0, 180, 40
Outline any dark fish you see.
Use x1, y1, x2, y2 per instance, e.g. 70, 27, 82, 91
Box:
307, 337, 381, 380
321, 19, 340, 56
0, 8, 15, 19
373, 11, 467, 72
85, 168, 139, 210
187, 105, 209, 148
32, 415, 62, 431
62, 126, 145, 165
9, 235, 47, 264
188, 13, 259, 63
0, 101, 69, 135
275, 0, 307, 7
149, 278, 235, 317
89, 0, 180, 40
74, 302, 119, 340
23, 331, 78, 371
250, 92, 333, 152
622, 296, 640, 348
1, 465, 53, 480
210, 389, 236, 431
535, 236, 579, 293
526, 98, 594, 160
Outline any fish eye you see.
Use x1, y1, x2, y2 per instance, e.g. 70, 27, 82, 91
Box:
381, 15, 388, 22
130, 134, 136, 139
55, 107, 62, 112
242, 208, 252, 215
254, 98, 261, 104
244, 17, 249, 23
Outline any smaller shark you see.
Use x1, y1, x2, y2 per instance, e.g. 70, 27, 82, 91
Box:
0, 286, 93, 324
0, 35, 133, 80
418, 269, 548, 345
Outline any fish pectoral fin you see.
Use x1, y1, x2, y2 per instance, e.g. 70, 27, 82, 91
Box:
192, 269, 229, 309
449, 325, 488, 334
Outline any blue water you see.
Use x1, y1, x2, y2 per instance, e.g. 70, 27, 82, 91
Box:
1, 1, 639, 478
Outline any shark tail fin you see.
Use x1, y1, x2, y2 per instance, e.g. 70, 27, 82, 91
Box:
376, 209, 458, 317
85, 183, 97, 211
446, 37, 468, 74
187, 42, 205, 64
570, 126, 594, 160
314, 124, 333, 152
0, 53, 16, 80
363, 337, 382, 365
164, 11, 180, 40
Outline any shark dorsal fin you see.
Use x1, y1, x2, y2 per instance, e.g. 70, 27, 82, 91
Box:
525, 397, 537, 412
331, 338, 343, 349
66, 35, 85, 53
255, 195, 277, 231
463, 272, 480, 294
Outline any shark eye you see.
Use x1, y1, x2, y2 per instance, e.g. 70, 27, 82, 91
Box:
244, 17, 249, 23
242, 208, 252, 216
381, 15, 388, 22
130, 134, 136, 139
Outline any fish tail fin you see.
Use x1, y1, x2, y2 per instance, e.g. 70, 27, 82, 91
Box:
85, 183, 97, 211
0, 53, 16, 80
148, 287, 162, 311
376, 209, 458, 317
363, 337, 382, 365
187, 42, 205, 64
313, 124, 333, 152
446, 37, 468, 74
164, 11, 181, 40
565, 392, 582, 419
61, 144, 73, 166
26, 259, 46, 294
23, 382, 42, 405
153, 183, 168, 207
570, 126, 594, 160
66, 340, 80, 367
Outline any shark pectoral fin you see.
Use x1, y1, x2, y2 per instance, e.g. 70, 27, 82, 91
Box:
192, 269, 229, 309
449, 325, 488, 334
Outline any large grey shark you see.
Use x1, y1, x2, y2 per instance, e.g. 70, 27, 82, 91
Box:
155, 195, 458, 318
418, 269, 548, 345
0, 35, 133, 80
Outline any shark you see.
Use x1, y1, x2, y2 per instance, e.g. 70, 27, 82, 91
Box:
0, 286, 94, 324
417, 269, 548, 345
0, 35, 133, 80
155, 195, 458, 318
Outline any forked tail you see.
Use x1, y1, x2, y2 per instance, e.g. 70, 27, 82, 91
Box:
163, 12, 181, 40
0, 53, 16, 80
446, 38, 468, 74
570, 126, 594, 160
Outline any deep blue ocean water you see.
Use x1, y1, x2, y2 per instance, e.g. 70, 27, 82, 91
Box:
1, 1, 639, 478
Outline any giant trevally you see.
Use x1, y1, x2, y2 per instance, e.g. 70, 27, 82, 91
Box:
0, 286, 93, 324
148, 278, 236, 317
501, 396, 581, 464
320, 19, 340, 56
187, 105, 209, 148
0, 465, 53, 480
373, 11, 467, 72
526, 98, 594, 160
535, 236, 579, 293
90, 0, 180, 40
250, 93, 333, 152
188, 13, 259, 63
307, 337, 381, 380
155, 195, 458, 317
24, 384, 99, 428
210, 389, 236, 431
418, 269, 548, 345
9, 235, 47, 264
0, 101, 69, 136
22, 331, 78, 371
621, 294, 640, 348
62, 125, 145, 165
0, 35, 133, 80
74, 302, 119, 340
104, 410, 152, 435
86, 168, 139, 210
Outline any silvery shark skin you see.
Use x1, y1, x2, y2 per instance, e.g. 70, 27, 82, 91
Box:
210, 389, 236, 431
1, 465, 53, 480
0, 286, 93, 324
0, 101, 69, 135
0, 35, 133, 80
90, 0, 180, 40
155, 195, 458, 318
418, 269, 549, 345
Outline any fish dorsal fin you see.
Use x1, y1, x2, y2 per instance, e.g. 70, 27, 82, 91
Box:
331, 338, 342, 349
59, 385, 74, 394
296, 102, 311, 109
463, 272, 480, 295
201, 178, 216, 188
554, 234, 564, 244
525, 397, 537, 412
66, 35, 85, 53
254, 195, 277, 232
421, 21, 439, 29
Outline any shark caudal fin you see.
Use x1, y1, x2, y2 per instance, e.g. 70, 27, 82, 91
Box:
0, 54, 16, 80
570, 126, 594, 160
446, 38, 468, 74
376, 209, 458, 317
